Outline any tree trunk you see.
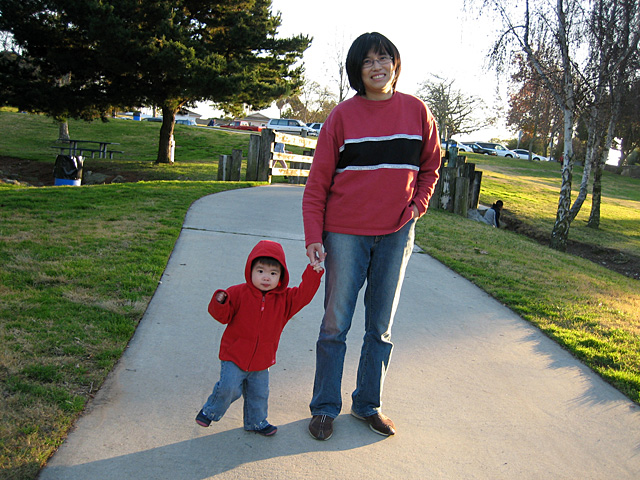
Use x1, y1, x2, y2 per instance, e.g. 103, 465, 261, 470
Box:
588, 78, 624, 228
587, 162, 603, 228
568, 102, 601, 223
57, 120, 70, 141
156, 106, 176, 164
549, 105, 574, 252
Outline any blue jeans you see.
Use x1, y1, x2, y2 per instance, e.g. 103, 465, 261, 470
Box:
310, 219, 417, 418
201, 360, 270, 431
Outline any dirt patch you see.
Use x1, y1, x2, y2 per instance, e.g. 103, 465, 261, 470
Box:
501, 213, 640, 280
2, 157, 639, 280
0, 156, 143, 186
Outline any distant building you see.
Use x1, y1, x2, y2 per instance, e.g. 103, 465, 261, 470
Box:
239, 113, 270, 127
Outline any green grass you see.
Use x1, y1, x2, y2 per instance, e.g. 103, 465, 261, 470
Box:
0, 110, 253, 181
1, 112, 640, 479
0, 181, 261, 479
469, 154, 640, 256
415, 209, 639, 400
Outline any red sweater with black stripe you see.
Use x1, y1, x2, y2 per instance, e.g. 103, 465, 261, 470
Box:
302, 92, 441, 246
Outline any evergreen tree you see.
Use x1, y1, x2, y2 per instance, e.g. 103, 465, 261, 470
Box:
0, 0, 310, 163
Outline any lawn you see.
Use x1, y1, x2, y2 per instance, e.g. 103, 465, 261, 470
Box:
1, 111, 640, 479
0, 110, 252, 182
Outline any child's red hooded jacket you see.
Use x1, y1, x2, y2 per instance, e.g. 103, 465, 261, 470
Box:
208, 240, 323, 371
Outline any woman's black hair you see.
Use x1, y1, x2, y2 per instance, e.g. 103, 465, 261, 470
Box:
345, 32, 401, 97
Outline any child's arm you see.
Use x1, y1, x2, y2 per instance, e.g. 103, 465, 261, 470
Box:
208, 288, 234, 324
284, 264, 324, 320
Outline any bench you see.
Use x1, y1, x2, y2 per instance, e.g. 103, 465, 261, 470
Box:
50, 146, 124, 159
106, 150, 124, 159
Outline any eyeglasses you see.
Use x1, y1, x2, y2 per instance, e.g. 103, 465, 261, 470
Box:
362, 55, 393, 69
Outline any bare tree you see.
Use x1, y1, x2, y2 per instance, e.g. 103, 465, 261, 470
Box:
507, 52, 563, 157
416, 75, 495, 139
281, 76, 337, 122
328, 34, 350, 103
615, 77, 640, 166
476, 0, 640, 248
474, 0, 591, 250
584, 0, 640, 228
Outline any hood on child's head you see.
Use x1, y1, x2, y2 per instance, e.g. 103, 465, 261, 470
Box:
244, 240, 290, 292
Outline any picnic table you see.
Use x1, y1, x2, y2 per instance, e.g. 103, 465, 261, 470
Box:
51, 139, 122, 159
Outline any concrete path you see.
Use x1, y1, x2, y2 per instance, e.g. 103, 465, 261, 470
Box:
39, 185, 640, 480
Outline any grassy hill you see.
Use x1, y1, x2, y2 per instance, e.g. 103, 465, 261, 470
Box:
0, 110, 252, 182
1, 110, 640, 479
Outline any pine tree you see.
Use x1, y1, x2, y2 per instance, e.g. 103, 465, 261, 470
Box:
0, 0, 310, 163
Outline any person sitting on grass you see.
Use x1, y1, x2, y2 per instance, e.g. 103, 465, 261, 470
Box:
484, 200, 503, 228
195, 240, 323, 436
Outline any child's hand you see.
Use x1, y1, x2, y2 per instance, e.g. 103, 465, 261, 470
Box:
306, 243, 326, 266
215, 291, 228, 304
312, 263, 324, 273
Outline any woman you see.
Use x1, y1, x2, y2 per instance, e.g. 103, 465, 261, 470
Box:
302, 32, 441, 440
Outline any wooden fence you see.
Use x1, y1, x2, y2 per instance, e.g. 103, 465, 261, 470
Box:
218, 132, 482, 219
218, 129, 316, 184
430, 145, 483, 218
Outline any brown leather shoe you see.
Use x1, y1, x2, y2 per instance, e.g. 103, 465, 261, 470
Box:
351, 410, 396, 436
309, 415, 334, 440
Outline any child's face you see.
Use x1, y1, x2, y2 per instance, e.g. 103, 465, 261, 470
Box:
251, 261, 282, 292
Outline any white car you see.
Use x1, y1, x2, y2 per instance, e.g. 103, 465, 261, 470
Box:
475, 142, 518, 158
306, 122, 323, 135
267, 118, 315, 136
440, 139, 473, 153
512, 149, 548, 161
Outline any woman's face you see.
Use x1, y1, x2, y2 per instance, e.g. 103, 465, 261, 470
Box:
361, 48, 395, 100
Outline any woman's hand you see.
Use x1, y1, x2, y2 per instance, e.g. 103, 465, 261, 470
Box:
411, 203, 420, 218
306, 243, 326, 267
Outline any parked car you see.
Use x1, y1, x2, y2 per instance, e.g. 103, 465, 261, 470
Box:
306, 122, 323, 135
440, 139, 472, 152
512, 149, 549, 161
475, 142, 518, 158
267, 118, 316, 135
457, 142, 474, 153
470, 143, 498, 155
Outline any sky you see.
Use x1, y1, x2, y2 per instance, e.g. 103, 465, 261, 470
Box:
195, 0, 511, 140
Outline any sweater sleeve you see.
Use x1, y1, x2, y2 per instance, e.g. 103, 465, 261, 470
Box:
412, 104, 441, 217
208, 288, 235, 324
302, 122, 340, 247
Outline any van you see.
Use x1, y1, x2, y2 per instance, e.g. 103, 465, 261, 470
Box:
266, 118, 315, 136
475, 142, 518, 158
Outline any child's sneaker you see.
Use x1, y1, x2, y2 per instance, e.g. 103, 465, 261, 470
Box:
254, 423, 277, 436
195, 409, 211, 427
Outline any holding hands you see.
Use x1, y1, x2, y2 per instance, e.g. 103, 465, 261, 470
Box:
307, 243, 326, 273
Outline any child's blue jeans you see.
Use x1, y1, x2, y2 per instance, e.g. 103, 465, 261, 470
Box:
201, 360, 270, 431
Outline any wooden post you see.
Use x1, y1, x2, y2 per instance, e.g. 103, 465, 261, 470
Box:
430, 162, 445, 209
439, 166, 456, 212
448, 144, 459, 168
217, 155, 230, 181
246, 135, 261, 181
470, 170, 482, 210
258, 129, 276, 182
454, 176, 470, 217
230, 149, 242, 181
460, 162, 475, 210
